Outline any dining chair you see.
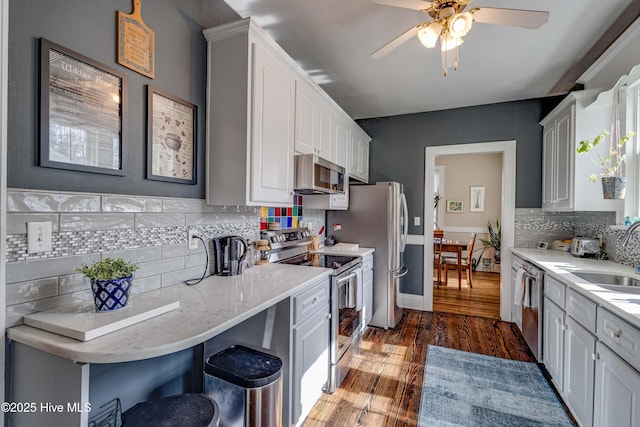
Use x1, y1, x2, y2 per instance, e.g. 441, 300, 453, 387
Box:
434, 230, 444, 286
442, 232, 476, 290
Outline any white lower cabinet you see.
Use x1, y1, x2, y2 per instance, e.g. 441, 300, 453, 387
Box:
543, 297, 565, 391
563, 316, 596, 427
362, 253, 374, 327
291, 280, 330, 426
593, 342, 640, 427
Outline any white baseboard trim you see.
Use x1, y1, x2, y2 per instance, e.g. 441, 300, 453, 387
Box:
398, 292, 424, 310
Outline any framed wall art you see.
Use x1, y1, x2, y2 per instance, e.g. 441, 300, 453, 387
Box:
39, 38, 128, 175
147, 86, 197, 184
446, 200, 463, 213
470, 186, 486, 212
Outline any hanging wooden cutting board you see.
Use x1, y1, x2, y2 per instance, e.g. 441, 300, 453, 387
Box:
117, 0, 155, 78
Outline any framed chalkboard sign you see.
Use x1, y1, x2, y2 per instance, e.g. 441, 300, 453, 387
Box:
39, 38, 128, 175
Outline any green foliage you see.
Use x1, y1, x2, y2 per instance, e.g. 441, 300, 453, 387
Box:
434, 193, 442, 208
480, 220, 501, 250
577, 129, 635, 181
77, 257, 139, 281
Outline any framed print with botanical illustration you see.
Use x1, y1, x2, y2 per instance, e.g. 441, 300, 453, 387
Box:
146, 86, 196, 184
470, 186, 486, 212
447, 200, 463, 213
39, 38, 127, 175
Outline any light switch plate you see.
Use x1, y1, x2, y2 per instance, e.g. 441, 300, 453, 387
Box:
414, 216, 421, 226
27, 221, 52, 254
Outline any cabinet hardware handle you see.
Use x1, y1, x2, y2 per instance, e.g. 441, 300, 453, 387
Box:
555, 318, 561, 325
612, 330, 622, 338
592, 353, 600, 360
326, 313, 331, 320
313, 296, 319, 303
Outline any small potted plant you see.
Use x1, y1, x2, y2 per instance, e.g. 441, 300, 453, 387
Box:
577, 129, 636, 199
77, 257, 139, 311
480, 220, 501, 263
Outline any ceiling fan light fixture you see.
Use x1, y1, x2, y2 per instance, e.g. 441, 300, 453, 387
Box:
448, 12, 473, 38
439, 32, 463, 52
417, 22, 442, 48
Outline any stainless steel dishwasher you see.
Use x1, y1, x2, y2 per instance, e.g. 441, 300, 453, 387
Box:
512, 256, 544, 361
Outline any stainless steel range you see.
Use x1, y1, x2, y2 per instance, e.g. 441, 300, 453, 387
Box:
266, 228, 363, 393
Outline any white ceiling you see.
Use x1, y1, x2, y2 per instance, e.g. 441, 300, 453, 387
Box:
222, 0, 636, 119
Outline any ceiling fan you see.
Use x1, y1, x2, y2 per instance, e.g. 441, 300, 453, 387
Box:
370, 0, 550, 75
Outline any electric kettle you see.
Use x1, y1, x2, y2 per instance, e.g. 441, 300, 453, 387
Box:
211, 235, 249, 276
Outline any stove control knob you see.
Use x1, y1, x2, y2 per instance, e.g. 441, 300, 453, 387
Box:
270, 236, 277, 243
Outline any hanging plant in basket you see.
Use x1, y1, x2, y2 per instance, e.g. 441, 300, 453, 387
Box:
577, 129, 635, 199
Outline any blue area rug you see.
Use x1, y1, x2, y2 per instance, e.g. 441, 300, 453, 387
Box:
418, 345, 572, 426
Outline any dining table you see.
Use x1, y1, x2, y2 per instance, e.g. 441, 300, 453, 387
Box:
435, 240, 468, 288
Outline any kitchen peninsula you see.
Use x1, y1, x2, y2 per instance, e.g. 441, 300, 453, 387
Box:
7, 263, 333, 427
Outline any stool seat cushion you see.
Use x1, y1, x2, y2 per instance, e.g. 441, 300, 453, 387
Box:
122, 393, 218, 427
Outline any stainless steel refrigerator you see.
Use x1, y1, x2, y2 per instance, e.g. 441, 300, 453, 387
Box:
327, 182, 408, 329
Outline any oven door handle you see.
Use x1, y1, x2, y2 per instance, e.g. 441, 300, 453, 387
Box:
336, 271, 358, 286
394, 265, 409, 278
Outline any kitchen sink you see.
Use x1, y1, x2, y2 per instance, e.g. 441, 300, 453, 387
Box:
573, 272, 640, 288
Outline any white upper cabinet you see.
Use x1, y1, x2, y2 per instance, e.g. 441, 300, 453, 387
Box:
349, 125, 371, 183
203, 19, 295, 206
294, 77, 335, 162
540, 90, 625, 212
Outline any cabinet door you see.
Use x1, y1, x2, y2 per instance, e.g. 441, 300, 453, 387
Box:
317, 98, 334, 161
541, 126, 556, 210
349, 133, 362, 178
563, 316, 596, 427
251, 42, 295, 205
554, 109, 573, 209
543, 298, 565, 391
361, 139, 369, 183
294, 80, 316, 155
292, 305, 330, 425
510, 267, 522, 330
334, 116, 350, 168
593, 342, 640, 427
363, 266, 374, 327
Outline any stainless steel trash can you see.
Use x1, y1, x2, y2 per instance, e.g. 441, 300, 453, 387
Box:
205, 345, 282, 427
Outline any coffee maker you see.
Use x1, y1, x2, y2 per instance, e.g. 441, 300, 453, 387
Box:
211, 235, 249, 276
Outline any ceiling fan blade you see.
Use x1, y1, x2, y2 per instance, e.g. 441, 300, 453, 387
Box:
370, 0, 433, 12
371, 25, 422, 59
471, 7, 549, 29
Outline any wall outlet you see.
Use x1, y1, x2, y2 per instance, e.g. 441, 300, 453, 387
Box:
27, 221, 52, 254
188, 229, 198, 249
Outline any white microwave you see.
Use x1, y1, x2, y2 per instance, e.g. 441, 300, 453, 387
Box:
294, 154, 345, 195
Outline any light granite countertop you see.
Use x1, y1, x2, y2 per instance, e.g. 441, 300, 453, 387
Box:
6, 263, 332, 364
314, 246, 375, 257
512, 248, 640, 328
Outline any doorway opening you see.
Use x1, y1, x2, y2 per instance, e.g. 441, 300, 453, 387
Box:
424, 141, 516, 322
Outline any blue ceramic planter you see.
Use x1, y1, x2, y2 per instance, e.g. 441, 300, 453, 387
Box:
91, 276, 132, 311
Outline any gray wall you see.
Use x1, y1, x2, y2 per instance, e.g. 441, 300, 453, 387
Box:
357, 97, 562, 295
8, 0, 238, 198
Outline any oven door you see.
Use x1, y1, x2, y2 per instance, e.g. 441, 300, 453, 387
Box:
335, 270, 362, 360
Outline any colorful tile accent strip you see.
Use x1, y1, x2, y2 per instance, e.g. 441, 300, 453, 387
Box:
260, 195, 303, 230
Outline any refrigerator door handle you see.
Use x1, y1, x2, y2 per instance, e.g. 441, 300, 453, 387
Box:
400, 192, 408, 253
394, 265, 409, 278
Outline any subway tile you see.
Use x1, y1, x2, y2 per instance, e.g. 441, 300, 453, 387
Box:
135, 213, 186, 228
185, 252, 207, 269
162, 243, 190, 259
7, 253, 100, 284
6, 213, 59, 234
101, 246, 163, 264
135, 257, 185, 279
162, 266, 207, 288
102, 196, 163, 212
59, 273, 90, 295
5, 290, 93, 327
130, 275, 162, 294
162, 198, 210, 213
60, 213, 135, 231
8, 190, 100, 213
185, 213, 259, 226
6, 277, 59, 305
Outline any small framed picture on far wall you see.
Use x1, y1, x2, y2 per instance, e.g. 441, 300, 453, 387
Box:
470, 186, 486, 212
447, 200, 463, 213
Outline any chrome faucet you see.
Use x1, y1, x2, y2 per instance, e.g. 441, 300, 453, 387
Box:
622, 221, 640, 247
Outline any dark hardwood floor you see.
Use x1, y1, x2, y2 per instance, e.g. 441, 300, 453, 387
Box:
303, 310, 536, 426
433, 270, 501, 319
